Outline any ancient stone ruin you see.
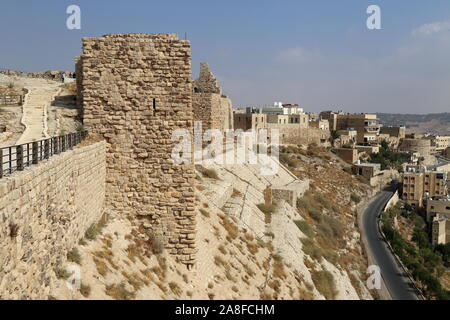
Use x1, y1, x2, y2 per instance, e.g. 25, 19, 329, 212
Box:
78, 34, 196, 266
193, 62, 233, 132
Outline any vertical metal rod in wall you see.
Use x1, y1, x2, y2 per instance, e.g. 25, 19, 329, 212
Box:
17, 145, 24, 171
32, 142, 39, 165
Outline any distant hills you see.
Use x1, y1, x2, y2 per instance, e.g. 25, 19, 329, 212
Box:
376, 113, 450, 135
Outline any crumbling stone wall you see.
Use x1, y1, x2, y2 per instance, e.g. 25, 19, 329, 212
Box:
266, 124, 330, 146
193, 62, 221, 94
0, 141, 106, 299
79, 34, 196, 266
193, 63, 233, 132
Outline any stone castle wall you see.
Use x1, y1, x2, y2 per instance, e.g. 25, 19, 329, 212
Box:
266, 123, 330, 145
79, 34, 196, 266
0, 141, 106, 299
193, 62, 233, 132
193, 93, 233, 132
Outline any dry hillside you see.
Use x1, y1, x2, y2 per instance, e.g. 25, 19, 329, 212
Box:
50, 143, 378, 300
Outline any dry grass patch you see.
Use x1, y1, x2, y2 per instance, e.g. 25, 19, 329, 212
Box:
214, 255, 229, 269
199, 209, 210, 218
220, 217, 239, 240
169, 282, 182, 296
225, 270, 237, 281
67, 248, 82, 265
272, 260, 287, 279
93, 257, 108, 277
122, 271, 144, 291
106, 282, 135, 300
231, 189, 242, 198
260, 290, 273, 300
94, 248, 118, 270
196, 165, 220, 180
246, 241, 259, 255
55, 267, 71, 280
151, 266, 166, 282
126, 244, 141, 263
218, 245, 227, 255
84, 216, 108, 241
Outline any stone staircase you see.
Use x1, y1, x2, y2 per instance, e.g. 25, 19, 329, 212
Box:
16, 86, 60, 145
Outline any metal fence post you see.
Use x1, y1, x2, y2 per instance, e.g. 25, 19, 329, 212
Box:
44, 139, 50, 159
68, 134, 73, 149
73, 133, 77, 147
53, 137, 58, 155
32, 142, 39, 165
17, 145, 24, 171
0, 149, 3, 178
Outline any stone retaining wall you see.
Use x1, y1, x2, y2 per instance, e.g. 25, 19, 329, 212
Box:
0, 141, 106, 299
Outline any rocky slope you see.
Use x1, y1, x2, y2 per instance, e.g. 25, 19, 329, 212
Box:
50, 143, 377, 300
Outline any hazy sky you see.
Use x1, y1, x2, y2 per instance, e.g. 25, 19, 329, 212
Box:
1, 0, 450, 113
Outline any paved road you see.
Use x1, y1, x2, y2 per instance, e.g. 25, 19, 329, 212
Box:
361, 183, 419, 300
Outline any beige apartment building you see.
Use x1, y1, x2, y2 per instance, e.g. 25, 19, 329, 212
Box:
401, 170, 448, 208
320, 111, 381, 144
425, 135, 450, 153
266, 113, 309, 127
427, 198, 450, 244
380, 126, 406, 139
402, 172, 425, 207
310, 119, 330, 131
233, 106, 330, 146
352, 163, 381, 180
234, 113, 267, 131
336, 129, 357, 147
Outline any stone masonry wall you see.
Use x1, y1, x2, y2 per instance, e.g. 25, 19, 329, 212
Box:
0, 141, 106, 299
193, 93, 233, 132
266, 124, 330, 145
79, 34, 196, 266
193, 62, 233, 132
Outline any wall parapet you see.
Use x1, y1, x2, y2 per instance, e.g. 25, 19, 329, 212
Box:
0, 140, 106, 299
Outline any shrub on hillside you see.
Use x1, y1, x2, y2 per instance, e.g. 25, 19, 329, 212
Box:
350, 194, 361, 204
67, 248, 82, 265
295, 220, 315, 238
311, 271, 337, 300
257, 203, 277, 214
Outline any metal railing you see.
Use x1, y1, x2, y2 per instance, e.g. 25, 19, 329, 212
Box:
0, 131, 88, 179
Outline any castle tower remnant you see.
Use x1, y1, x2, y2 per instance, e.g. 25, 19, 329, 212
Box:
79, 34, 196, 266
192, 62, 233, 132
